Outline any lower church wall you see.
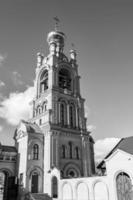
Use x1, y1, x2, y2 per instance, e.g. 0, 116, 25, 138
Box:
59, 176, 109, 200
58, 170, 133, 200
57, 151, 133, 200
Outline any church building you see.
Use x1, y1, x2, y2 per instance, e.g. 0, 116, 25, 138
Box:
0, 26, 133, 200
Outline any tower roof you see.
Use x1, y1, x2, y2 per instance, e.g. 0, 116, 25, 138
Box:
47, 31, 66, 46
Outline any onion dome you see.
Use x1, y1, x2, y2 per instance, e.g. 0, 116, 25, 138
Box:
47, 31, 66, 54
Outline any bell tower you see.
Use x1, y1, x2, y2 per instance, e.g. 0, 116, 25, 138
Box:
30, 26, 95, 193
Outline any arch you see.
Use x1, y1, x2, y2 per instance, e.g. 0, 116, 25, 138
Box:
27, 165, 43, 177
94, 181, 109, 200
0, 168, 13, 177
58, 68, 71, 90
27, 166, 43, 193
116, 172, 132, 200
62, 182, 73, 200
58, 97, 68, 105
63, 163, 81, 178
39, 69, 48, 95
28, 137, 43, 146
76, 182, 89, 200
51, 176, 58, 198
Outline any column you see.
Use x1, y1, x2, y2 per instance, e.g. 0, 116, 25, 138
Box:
75, 106, 78, 128
67, 104, 70, 126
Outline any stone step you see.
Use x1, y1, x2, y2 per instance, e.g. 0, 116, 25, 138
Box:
31, 193, 52, 200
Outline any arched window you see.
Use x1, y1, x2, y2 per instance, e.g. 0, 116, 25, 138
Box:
69, 104, 75, 128
42, 102, 47, 113
67, 169, 78, 178
116, 172, 132, 200
39, 119, 42, 125
33, 144, 39, 160
60, 103, 65, 126
40, 70, 48, 93
68, 142, 73, 159
38, 107, 42, 114
75, 147, 80, 159
44, 104, 47, 111
58, 68, 71, 90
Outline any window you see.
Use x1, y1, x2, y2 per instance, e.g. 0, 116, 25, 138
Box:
33, 144, 39, 160
31, 171, 39, 193
68, 142, 72, 159
75, 147, 80, 159
61, 145, 66, 158
67, 169, 78, 178
69, 104, 75, 128
59, 68, 71, 90
38, 107, 42, 114
116, 172, 132, 200
42, 103, 47, 112
20, 173, 23, 186
39, 119, 42, 125
40, 70, 48, 93
44, 104, 47, 111
60, 103, 65, 125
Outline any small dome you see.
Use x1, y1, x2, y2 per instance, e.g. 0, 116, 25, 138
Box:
47, 31, 66, 46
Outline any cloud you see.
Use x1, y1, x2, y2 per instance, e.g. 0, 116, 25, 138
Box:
0, 94, 4, 101
0, 125, 3, 132
12, 71, 24, 86
0, 86, 35, 125
94, 137, 121, 163
0, 81, 5, 88
87, 124, 96, 132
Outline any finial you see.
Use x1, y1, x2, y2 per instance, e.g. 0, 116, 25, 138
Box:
53, 16, 60, 31
71, 43, 75, 50
70, 43, 77, 61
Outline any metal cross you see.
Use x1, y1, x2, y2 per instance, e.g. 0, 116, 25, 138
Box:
53, 17, 60, 31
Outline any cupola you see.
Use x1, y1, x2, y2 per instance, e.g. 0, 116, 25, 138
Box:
47, 31, 66, 55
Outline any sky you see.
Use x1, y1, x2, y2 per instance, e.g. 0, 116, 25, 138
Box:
0, 0, 133, 162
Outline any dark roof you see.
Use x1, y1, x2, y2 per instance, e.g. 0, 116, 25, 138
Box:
97, 136, 133, 168
1, 145, 17, 153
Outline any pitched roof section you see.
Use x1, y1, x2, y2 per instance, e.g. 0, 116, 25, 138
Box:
0, 145, 17, 153
97, 136, 133, 168
14, 120, 43, 140
21, 120, 42, 133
